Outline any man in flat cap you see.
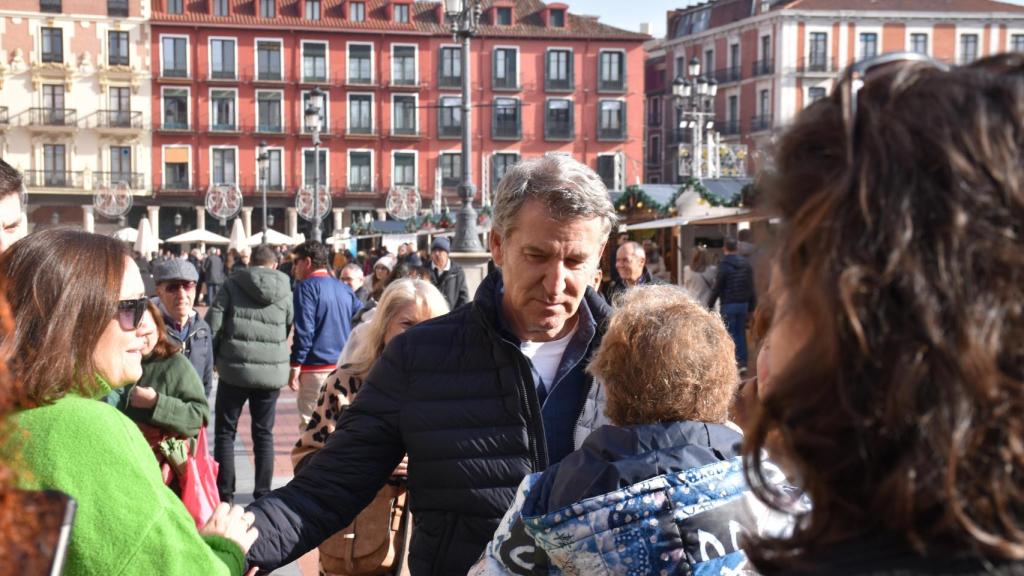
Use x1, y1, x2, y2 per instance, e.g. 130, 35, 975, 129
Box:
153, 258, 214, 397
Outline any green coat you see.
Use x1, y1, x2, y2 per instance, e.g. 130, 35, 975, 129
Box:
206, 266, 293, 390
103, 352, 210, 439
13, 394, 244, 576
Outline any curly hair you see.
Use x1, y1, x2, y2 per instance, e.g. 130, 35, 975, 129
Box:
744, 53, 1024, 568
588, 284, 737, 426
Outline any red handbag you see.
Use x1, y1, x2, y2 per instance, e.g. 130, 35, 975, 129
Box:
179, 427, 221, 529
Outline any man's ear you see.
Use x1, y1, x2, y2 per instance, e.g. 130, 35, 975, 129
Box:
490, 231, 505, 267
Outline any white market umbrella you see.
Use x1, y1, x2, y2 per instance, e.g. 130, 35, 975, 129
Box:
112, 227, 137, 242
247, 228, 297, 246
228, 218, 248, 252
165, 228, 231, 245
292, 232, 306, 244
134, 217, 159, 256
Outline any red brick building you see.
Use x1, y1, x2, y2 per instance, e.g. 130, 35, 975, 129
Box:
150, 0, 648, 240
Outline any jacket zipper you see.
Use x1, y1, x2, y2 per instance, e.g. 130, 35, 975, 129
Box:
571, 377, 596, 450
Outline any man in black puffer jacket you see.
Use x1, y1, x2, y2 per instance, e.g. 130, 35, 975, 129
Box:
708, 237, 757, 369
245, 155, 618, 575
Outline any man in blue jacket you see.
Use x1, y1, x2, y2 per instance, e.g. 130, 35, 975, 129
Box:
288, 240, 362, 432
708, 237, 757, 370
246, 155, 619, 575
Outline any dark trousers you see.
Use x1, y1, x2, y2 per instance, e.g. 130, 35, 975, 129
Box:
206, 283, 221, 306
722, 302, 750, 367
214, 382, 280, 502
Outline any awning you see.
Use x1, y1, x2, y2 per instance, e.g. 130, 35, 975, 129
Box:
164, 147, 189, 163
686, 211, 775, 226
625, 209, 771, 231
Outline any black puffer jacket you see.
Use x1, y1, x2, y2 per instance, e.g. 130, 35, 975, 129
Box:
430, 261, 470, 310
246, 271, 610, 576
709, 253, 756, 309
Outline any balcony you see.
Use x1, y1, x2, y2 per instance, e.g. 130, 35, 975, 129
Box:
390, 126, 420, 138
492, 122, 521, 140
23, 170, 83, 189
669, 129, 692, 145
158, 119, 190, 132
544, 77, 573, 92
751, 59, 774, 77
24, 108, 78, 132
438, 74, 462, 90
208, 69, 238, 82
40, 0, 61, 12
345, 125, 376, 137
597, 125, 626, 141
159, 67, 189, 81
544, 122, 574, 141
90, 110, 143, 133
95, 171, 146, 190
438, 122, 461, 138
255, 123, 285, 135
750, 114, 773, 132
719, 119, 741, 136
598, 78, 626, 93
343, 184, 375, 196
714, 66, 741, 84
797, 56, 833, 75
210, 122, 239, 133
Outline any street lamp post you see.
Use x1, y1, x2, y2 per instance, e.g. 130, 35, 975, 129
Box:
673, 58, 718, 180
257, 140, 269, 245
444, 0, 484, 253
304, 86, 324, 242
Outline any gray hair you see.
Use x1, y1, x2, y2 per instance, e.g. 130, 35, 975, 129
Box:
618, 241, 646, 260
341, 262, 364, 278
492, 155, 619, 238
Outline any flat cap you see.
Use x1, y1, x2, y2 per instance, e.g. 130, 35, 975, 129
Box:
152, 259, 199, 283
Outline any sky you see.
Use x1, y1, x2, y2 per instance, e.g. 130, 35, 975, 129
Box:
571, 0, 1024, 39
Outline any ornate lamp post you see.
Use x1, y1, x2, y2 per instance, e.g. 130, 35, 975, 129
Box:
257, 140, 269, 245
304, 86, 325, 242
673, 57, 718, 180
444, 0, 484, 252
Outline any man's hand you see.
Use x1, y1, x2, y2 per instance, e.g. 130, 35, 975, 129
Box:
129, 386, 158, 409
391, 456, 409, 478
288, 367, 301, 391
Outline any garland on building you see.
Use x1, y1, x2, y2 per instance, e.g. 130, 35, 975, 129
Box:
615, 185, 673, 216
678, 177, 744, 208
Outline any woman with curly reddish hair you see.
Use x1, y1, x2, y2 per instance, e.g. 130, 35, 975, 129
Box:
744, 52, 1024, 574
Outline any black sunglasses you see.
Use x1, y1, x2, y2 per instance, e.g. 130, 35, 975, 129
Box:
116, 298, 148, 331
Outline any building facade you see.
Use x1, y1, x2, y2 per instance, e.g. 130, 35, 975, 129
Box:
0, 0, 151, 233
646, 0, 1024, 183
149, 0, 648, 241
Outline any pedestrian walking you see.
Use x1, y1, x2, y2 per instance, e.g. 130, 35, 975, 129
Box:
153, 258, 214, 397
206, 244, 293, 504
682, 246, 717, 307
203, 247, 226, 305
708, 237, 756, 369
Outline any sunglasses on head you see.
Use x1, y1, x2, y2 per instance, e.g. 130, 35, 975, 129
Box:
116, 298, 148, 331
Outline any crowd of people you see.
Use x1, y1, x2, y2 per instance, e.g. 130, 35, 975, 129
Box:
0, 51, 1022, 576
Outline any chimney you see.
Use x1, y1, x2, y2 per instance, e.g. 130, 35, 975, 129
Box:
639, 22, 652, 35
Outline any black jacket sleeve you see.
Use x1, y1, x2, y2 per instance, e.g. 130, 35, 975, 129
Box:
708, 262, 727, 309
454, 267, 470, 308
245, 338, 408, 571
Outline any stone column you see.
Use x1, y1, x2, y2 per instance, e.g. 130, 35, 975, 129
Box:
286, 207, 298, 239
195, 206, 207, 252
147, 206, 160, 241
332, 208, 344, 231
375, 208, 387, 221
241, 207, 253, 238
82, 205, 95, 233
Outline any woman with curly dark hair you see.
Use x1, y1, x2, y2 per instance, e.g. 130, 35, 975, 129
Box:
744, 52, 1024, 574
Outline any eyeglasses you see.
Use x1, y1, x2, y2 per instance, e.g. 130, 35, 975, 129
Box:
161, 281, 196, 293
837, 51, 948, 166
116, 298, 148, 331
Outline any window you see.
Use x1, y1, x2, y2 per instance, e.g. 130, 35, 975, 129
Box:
807, 86, 826, 106
348, 44, 372, 84
41, 85, 65, 124
108, 31, 129, 66
303, 90, 328, 133
492, 97, 520, 139
759, 89, 769, 116
393, 95, 417, 135
394, 4, 409, 22
550, 8, 565, 27
648, 135, 660, 164
110, 146, 132, 183
213, 0, 228, 16
348, 94, 372, 134
108, 0, 128, 15
492, 153, 519, 190
303, 42, 327, 82
305, 0, 320, 20
496, 7, 512, 25
809, 32, 828, 71
212, 149, 237, 185
164, 148, 190, 189
598, 51, 624, 91
545, 49, 572, 91
392, 46, 416, 85
859, 32, 878, 60
439, 47, 461, 88
596, 156, 616, 190
257, 41, 282, 81
162, 37, 188, 77
728, 43, 740, 77
675, 56, 684, 79
960, 34, 979, 63
166, 0, 182, 13
648, 96, 661, 126
108, 87, 131, 126
704, 49, 714, 80
257, 91, 283, 133
303, 149, 327, 187
393, 152, 415, 187
910, 33, 928, 55
1014, 34, 1024, 53
760, 35, 771, 61
438, 96, 461, 137
265, 149, 283, 190
349, 151, 371, 191
40, 0, 61, 12
755, 89, 770, 130
598, 100, 624, 140
440, 153, 461, 188
211, 90, 236, 131
163, 88, 188, 129
260, 0, 275, 18
43, 144, 66, 186
493, 48, 517, 89
545, 99, 573, 139
210, 39, 236, 79
41, 28, 63, 63
727, 94, 739, 133
350, 1, 365, 21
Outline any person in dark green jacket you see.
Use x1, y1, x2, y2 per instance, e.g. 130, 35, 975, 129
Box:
206, 243, 293, 504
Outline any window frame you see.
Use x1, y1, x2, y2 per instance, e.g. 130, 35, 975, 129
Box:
305, 0, 321, 20
108, 30, 129, 67
492, 97, 521, 140
545, 47, 574, 92
438, 45, 462, 89
596, 98, 625, 141
256, 146, 285, 190
390, 43, 418, 86
346, 92, 374, 135
492, 46, 519, 90
350, 1, 366, 21
439, 152, 461, 188
301, 147, 329, 188
41, 27, 64, 64
209, 87, 239, 132
208, 36, 238, 80
438, 95, 462, 138
160, 85, 191, 130
347, 149, 373, 192
255, 89, 285, 134
301, 40, 329, 83
544, 97, 574, 140
492, 152, 520, 191
391, 150, 418, 189
391, 93, 419, 135
597, 49, 626, 92
347, 41, 375, 85
160, 34, 190, 78
255, 38, 284, 81
162, 145, 192, 190
210, 146, 240, 186
259, 0, 275, 18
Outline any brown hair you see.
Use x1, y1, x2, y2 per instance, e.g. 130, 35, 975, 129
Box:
588, 284, 737, 426
689, 246, 709, 273
0, 229, 129, 407
744, 54, 1024, 567
145, 301, 180, 361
